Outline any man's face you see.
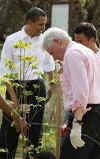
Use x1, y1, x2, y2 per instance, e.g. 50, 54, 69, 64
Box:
47, 40, 65, 61
28, 16, 47, 37
74, 33, 90, 48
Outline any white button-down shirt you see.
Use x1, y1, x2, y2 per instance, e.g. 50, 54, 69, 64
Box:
61, 41, 100, 112
0, 27, 55, 80
96, 49, 100, 56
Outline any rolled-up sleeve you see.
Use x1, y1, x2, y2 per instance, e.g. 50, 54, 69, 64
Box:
66, 50, 89, 112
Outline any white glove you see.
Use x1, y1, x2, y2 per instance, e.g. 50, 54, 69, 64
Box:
70, 119, 85, 149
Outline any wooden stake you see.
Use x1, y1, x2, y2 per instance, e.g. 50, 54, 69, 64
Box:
56, 80, 62, 159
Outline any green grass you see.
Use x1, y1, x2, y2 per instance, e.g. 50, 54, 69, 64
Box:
15, 126, 56, 158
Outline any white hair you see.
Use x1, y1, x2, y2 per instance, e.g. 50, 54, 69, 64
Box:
41, 27, 72, 49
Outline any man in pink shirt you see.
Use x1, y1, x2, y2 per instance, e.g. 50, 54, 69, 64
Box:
60, 22, 100, 153
41, 27, 100, 159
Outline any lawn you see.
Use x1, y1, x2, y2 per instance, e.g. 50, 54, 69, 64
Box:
15, 126, 56, 159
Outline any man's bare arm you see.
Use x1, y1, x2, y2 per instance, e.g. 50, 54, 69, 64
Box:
0, 94, 27, 133
6, 82, 19, 108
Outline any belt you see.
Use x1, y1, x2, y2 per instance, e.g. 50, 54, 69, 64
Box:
87, 104, 100, 108
76, 104, 100, 124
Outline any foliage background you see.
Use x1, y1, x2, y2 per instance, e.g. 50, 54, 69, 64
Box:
0, 0, 100, 41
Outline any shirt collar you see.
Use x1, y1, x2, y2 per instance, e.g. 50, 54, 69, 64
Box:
20, 26, 28, 40
67, 40, 75, 50
20, 25, 41, 41
64, 40, 76, 59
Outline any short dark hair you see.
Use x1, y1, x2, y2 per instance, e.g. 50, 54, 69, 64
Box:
26, 7, 46, 22
74, 22, 97, 40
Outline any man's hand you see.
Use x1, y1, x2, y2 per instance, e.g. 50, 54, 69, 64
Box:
6, 82, 20, 109
74, 105, 92, 121
12, 114, 28, 134
74, 106, 84, 121
18, 117, 28, 135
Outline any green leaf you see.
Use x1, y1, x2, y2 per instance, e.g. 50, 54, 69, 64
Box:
4, 73, 19, 80
12, 82, 23, 89
23, 90, 33, 96
36, 96, 47, 103
4, 58, 16, 69
32, 84, 40, 89
13, 40, 32, 49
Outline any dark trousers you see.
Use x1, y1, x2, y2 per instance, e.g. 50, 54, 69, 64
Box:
60, 104, 100, 159
0, 79, 46, 159
77, 104, 100, 159
60, 129, 77, 159
60, 111, 74, 147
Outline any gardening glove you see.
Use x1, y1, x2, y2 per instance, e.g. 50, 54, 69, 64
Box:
70, 119, 85, 149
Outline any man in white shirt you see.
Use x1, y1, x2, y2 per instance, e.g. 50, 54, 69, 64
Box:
41, 27, 100, 159
0, 7, 55, 159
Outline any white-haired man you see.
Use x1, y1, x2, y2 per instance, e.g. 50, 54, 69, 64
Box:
41, 27, 100, 159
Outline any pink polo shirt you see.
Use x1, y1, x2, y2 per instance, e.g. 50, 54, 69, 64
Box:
62, 41, 100, 112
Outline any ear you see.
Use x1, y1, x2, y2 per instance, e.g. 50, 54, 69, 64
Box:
90, 37, 95, 43
26, 19, 33, 25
